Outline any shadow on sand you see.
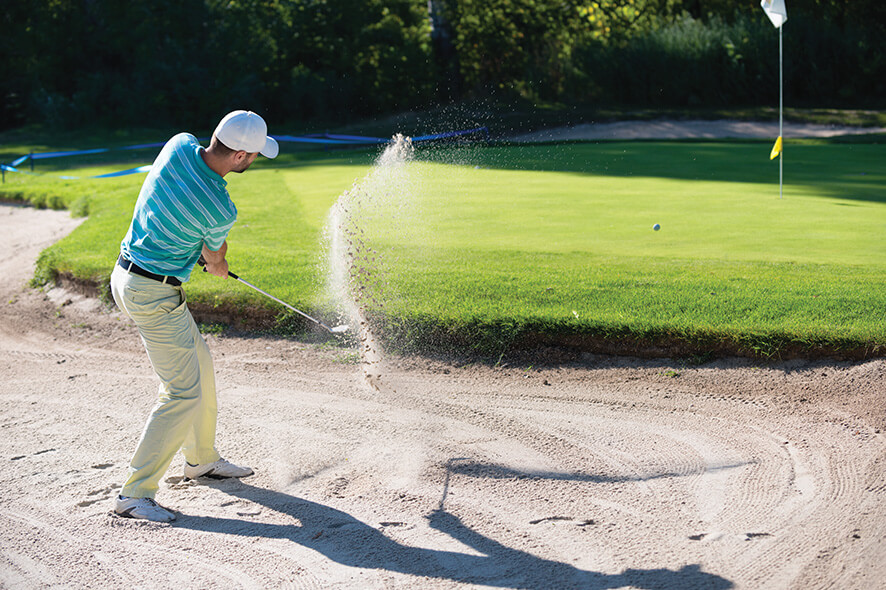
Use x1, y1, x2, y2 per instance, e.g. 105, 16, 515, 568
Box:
175, 480, 732, 589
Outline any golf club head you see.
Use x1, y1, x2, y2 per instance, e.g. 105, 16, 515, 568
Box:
329, 324, 350, 334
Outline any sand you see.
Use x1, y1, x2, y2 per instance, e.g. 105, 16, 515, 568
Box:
2, 121, 885, 588
511, 118, 886, 142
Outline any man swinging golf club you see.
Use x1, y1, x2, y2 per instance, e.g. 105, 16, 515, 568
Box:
109, 110, 278, 522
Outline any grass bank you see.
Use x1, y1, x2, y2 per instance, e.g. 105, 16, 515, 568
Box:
1, 132, 884, 360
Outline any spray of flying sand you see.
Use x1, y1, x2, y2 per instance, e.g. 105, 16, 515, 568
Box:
324, 134, 416, 389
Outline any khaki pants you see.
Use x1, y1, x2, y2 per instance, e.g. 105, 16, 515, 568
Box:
111, 264, 220, 498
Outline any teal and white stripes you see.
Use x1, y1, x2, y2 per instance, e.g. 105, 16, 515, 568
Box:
121, 133, 236, 282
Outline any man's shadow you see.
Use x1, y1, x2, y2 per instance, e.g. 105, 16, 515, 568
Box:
175, 481, 732, 589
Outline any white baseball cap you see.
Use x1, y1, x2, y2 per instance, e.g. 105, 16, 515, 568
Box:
214, 110, 279, 158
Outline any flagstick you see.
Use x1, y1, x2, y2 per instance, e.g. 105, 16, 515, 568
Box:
779, 23, 784, 199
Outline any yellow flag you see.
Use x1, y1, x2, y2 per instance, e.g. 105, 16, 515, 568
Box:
770, 136, 783, 160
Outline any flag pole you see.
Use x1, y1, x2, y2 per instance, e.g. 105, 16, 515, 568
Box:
779, 23, 783, 199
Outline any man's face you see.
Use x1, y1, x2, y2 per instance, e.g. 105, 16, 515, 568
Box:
232, 152, 259, 173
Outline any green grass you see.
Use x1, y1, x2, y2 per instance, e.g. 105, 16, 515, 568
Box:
2, 135, 884, 359
357, 142, 885, 357
1, 149, 377, 312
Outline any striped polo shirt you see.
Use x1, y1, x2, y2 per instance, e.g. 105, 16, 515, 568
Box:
120, 133, 237, 282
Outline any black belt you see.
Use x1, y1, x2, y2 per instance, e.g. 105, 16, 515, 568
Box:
117, 255, 182, 286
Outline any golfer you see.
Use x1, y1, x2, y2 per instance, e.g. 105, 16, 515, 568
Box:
110, 110, 278, 522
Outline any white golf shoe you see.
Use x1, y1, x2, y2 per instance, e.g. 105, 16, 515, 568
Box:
114, 495, 176, 522
184, 458, 254, 481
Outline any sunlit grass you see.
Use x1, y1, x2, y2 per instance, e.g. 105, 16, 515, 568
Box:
2, 138, 883, 357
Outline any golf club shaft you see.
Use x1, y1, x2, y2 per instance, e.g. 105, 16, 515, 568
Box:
232, 275, 333, 331
198, 258, 335, 332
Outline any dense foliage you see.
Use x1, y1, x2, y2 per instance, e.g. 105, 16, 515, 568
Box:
2, 0, 436, 129
2, 0, 884, 131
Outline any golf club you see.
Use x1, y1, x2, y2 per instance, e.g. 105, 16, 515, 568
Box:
198, 258, 349, 334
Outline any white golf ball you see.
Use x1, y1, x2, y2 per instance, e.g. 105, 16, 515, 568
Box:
653, 223, 661, 231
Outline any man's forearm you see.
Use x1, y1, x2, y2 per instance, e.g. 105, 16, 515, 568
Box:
202, 241, 228, 277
